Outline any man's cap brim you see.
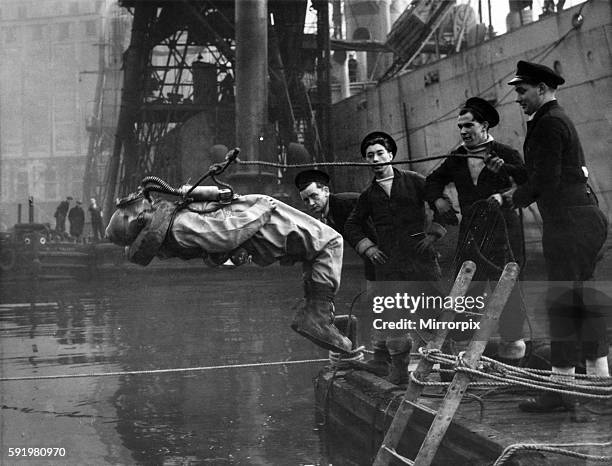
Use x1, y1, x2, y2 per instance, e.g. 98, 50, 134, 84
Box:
508, 76, 526, 85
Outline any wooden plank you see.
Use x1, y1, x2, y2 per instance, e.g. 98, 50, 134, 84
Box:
373, 260, 476, 466
413, 263, 520, 466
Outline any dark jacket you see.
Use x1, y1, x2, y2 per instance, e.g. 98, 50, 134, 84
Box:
425, 140, 527, 270
327, 193, 376, 281
55, 200, 69, 218
68, 206, 85, 236
512, 100, 607, 284
345, 168, 442, 281
89, 205, 103, 225
512, 100, 596, 223
425, 141, 527, 214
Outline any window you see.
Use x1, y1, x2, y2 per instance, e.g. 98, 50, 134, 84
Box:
16, 172, 29, 202
25, 94, 50, 153
18, 5, 27, 19
4, 27, 18, 43
44, 167, 59, 200
69, 2, 79, 15
85, 20, 97, 37
353, 27, 371, 41
1, 168, 12, 201
54, 122, 75, 152
69, 164, 84, 197
54, 89, 76, 122
57, 23, 70, 41
30, 25, 45, 41
0, 77, 22, 154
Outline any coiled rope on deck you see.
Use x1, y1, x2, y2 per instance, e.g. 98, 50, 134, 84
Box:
493, 441, 612, 465
411, 348, 612, 400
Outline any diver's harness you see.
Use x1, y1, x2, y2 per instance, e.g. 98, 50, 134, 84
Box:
116, 148, 244, 266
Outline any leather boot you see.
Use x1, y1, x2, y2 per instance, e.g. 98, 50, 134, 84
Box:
363, 347, 390, 376
386, 351, 410, 385
291, 281, 352, 354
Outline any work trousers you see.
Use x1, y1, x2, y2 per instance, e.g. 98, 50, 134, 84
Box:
542, 205, 609, 367
371, 254, 443, 356
455, 207, 526, 342
301, 235, 343, 293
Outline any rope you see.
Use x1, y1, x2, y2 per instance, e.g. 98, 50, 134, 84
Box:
0, 358, 329, 382
493, 441, 612, 465
236, 153, 484, 170
329, 345, 366, 368
412, 348, 612, 400
448, 198, 531, 363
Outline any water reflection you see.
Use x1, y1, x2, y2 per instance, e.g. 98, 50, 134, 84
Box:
0, 265, 367, 465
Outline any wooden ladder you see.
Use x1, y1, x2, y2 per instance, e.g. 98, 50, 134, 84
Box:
373, 261, 520, 466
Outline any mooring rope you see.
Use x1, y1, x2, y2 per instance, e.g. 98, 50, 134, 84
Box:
493, 441, 612, 465
410, 348, 612, 400
0, 358, 330, 382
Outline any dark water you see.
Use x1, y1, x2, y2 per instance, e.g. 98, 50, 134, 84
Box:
0, 264, 367, 465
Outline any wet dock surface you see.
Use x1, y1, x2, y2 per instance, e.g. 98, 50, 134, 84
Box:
0, 264, 364, 465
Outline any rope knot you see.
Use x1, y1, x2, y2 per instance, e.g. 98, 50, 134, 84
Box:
329, 346, 365, 368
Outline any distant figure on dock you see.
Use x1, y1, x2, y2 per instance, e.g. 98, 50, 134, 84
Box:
425, 96, 528, 366
348, 54, 358, 83
345, 131, 446, 385
542, 0, 565, 16
506, 60, 609, 413
88, 198, 105, 241
294, 169, 375, 281
105, 188, 353, 354
54, 196, 73, 233
68, 200, 85, 242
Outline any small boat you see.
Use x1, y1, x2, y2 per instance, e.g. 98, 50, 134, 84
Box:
0, 222, 100, 281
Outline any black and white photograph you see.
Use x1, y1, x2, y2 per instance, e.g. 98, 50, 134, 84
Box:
1, 0, 611, 464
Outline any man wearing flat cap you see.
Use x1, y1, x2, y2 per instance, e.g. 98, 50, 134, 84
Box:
506, 60, 609, 413
344, 131, 446, 385
425, 97, 528, 365
295, 169, 376, 281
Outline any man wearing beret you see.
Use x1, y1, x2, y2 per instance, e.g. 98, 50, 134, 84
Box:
295, 169, 376, 281
425, 97, 528, 365
505, 61, 609, 413
345, 131, 446, 384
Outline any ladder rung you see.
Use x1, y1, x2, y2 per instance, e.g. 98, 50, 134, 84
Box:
402, 399, 437, 416
382, 445, 414, 465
